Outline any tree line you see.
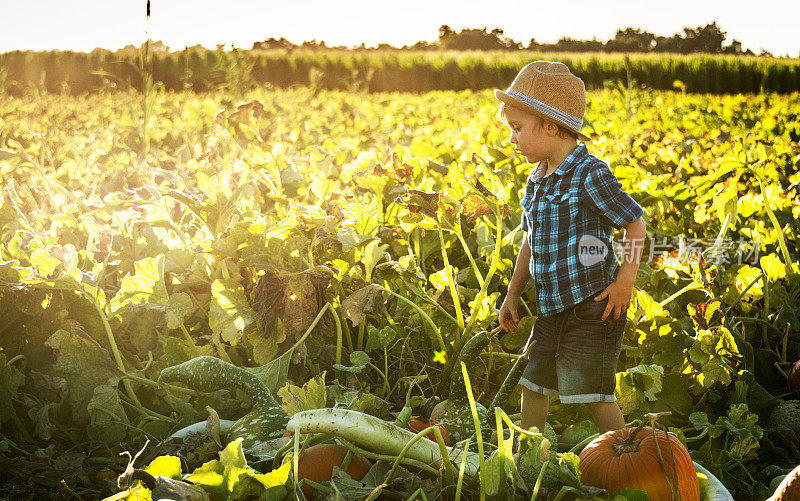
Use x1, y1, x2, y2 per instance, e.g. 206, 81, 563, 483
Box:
249, 22, 764, 56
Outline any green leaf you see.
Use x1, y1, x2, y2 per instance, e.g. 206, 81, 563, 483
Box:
333, 364, 364, 374
209, 278, 258, 344
45, 329, 114, 423
613, 488, 651, 501
482, 451, 509, 497
87, 384, 130, 443
690, 411, 711, 431
247, 352, 292, 395
690, 326, 740, 388
560, 419, 598, 451
0, 355, 25, 426
760, 253, 787, 281
635, 289, 669, 321
278, 372, 327, 416
144, 455, 183, 480
247, 330, 279, 366
166, 293, 194, 330
626, 364, 664, 400
361, 239, 388, 279
110, 255, 169, 313
185, 438, 251, 499
349, 351, 370, 367
554, 452, 581, 483
233, 461, 291, 500
165, 394, 199, 430
152, 336, 214, 375
30, 248, 61, 277
467, 291, 500, 322
428, 268, 449, 291
365, 325, 397, 352
336, 227, 372, 252
164, 249, 195, 274
500, 316, 534, 352
615, 364, 664, 415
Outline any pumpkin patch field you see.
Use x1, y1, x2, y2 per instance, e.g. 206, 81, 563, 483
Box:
1, 81, 799, 500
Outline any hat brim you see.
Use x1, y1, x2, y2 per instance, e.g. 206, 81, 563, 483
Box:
494, 89, 591, 142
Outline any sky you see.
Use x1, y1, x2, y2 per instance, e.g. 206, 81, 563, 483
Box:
1, 0, 797, 57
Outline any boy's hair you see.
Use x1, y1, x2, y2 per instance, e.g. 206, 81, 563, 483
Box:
499, 101, 578, 141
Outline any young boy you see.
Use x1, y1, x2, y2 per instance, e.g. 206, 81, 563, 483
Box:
495, 61, 646, 434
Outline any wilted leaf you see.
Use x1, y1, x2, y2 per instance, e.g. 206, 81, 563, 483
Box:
25, 397, 56, 440
341, 284, 385, 326
462, 194, 492, 224
396, 189, 440, 219
251, 267, 330, 341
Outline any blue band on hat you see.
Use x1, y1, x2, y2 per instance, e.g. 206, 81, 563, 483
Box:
506, 89, 583, 131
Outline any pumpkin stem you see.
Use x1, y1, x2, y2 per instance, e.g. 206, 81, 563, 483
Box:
614, 419, 646, 455
645, 412, 682, 501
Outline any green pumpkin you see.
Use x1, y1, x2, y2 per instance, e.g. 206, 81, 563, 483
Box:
160, 356, 289, 448
439, 331, 492, 442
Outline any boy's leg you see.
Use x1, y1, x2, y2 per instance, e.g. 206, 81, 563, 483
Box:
521, 386, 550, 433
585, 401, 625, 433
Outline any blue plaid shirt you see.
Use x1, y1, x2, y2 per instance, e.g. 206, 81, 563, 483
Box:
520, 143, 644, 316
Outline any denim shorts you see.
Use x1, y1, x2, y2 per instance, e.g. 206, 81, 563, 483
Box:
519, 292, 626, 404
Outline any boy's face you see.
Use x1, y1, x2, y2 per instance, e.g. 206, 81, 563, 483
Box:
504, 106, 555, 165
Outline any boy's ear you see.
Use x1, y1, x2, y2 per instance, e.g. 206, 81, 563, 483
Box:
544, 120, 560, 136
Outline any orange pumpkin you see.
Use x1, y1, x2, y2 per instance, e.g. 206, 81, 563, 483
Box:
407, 416, 451, 446
297, 444, 372, 498
579, 427, 700, 501
769, 464, 800, 501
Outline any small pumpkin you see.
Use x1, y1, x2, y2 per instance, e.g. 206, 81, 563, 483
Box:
768, 464, 800, 501
407, 416, 451, 446
297, 443, 371, 498
579, 426, 700, 501
788, 360, 800, 391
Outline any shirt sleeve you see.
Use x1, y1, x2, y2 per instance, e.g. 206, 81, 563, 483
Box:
580, 163, 644, 229
519, 174, 536, 233
520, 200, 530, 233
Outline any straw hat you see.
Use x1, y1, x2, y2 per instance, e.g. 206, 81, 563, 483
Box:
494, 61, 590, 142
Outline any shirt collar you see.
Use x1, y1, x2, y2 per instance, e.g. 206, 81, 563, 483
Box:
529, 143, 587, 184
552, 143, 587, 176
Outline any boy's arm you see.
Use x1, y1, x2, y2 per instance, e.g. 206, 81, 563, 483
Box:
594, 216, 646, 321
499, 237, 532, 332
616, 217, 646, 285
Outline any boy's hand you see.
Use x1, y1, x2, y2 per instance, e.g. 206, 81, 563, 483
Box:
499, 294, 521, 332
594, 280, 634, 321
